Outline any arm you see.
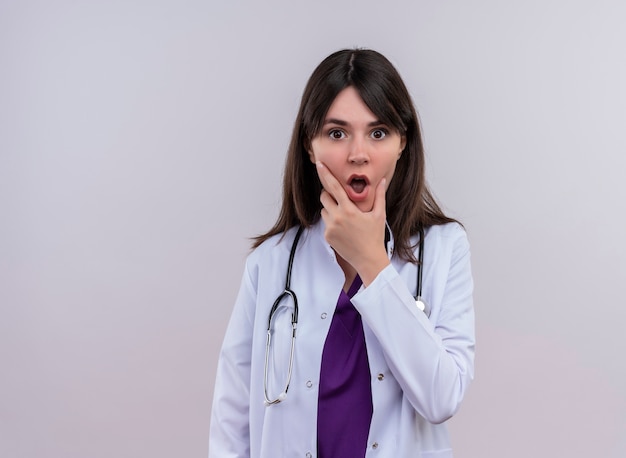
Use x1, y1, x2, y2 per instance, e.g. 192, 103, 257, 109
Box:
353, 228, 474, 424
315, 160, 474, 423
209, 260, 257, 458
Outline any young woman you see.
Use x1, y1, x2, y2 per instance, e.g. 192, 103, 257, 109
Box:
209, 49, 475, 458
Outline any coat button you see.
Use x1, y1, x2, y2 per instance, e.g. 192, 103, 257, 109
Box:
306, 452, 312, 458
372, 442, 379, 449
321, 312, 327, 319
377, 373, 384, 381
306, 380, 313, 388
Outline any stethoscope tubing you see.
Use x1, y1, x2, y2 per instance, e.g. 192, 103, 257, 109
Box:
263, 226, 304, 405
264, 225, 428, 406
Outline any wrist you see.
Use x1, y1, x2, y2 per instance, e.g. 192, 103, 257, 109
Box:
358, 255, 391, 288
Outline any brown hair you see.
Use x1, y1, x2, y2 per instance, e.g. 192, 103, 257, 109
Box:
253, 48, 457, 262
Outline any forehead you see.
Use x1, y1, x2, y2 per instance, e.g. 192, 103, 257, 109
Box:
325, 86, 378, 122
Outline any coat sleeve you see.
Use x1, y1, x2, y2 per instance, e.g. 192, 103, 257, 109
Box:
352, 225, 475, 424
209, 259, 257, 458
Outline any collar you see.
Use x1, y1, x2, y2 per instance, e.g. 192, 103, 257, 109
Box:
384, 221, 395, 258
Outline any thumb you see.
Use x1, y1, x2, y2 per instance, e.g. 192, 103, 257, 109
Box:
372, 177, 387, 217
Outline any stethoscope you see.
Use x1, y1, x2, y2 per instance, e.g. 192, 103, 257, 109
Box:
263, 225, 429, 406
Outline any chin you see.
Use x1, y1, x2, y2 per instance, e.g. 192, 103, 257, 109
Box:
356, 202, 374, 212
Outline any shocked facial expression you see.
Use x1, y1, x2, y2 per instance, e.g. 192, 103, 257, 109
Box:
308, 86, 406, 212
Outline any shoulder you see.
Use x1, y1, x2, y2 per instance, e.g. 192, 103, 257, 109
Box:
417, 222, 469, 250
246, 226, 302, 268
426, 221, 468, 243
427, 223, 472, 281
419, 223, 471, 271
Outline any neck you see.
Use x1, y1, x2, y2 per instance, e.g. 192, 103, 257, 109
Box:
335, 253, 357, 293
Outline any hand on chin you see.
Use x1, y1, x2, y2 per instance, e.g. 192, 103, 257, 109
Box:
316, 162, 390, 286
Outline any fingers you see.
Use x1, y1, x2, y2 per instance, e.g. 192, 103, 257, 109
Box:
316, 162, 351, 206
320, 189, 336, 209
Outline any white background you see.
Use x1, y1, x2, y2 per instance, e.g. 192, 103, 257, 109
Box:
1, 1, 625, 457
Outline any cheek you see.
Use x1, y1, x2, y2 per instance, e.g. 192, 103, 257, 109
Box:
384, 158, 399, 181
308, 140, 325, 163
309, 142, 339, 166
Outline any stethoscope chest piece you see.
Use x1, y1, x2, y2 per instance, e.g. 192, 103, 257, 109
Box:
415, 297, 431, 318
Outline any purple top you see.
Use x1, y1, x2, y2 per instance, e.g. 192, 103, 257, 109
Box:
317, 276, 373, 457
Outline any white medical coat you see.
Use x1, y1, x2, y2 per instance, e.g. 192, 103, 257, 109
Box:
209, 221, 475, 458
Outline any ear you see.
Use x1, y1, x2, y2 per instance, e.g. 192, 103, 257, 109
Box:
303, 137, 316, 164
398, 135, 407, 159
306, 140, 317, 164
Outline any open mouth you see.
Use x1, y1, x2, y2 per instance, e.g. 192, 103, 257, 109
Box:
349, 176, 368, 194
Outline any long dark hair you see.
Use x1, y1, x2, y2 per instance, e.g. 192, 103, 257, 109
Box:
253, 48, 457, 262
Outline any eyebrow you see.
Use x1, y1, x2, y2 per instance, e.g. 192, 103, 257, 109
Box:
323, 118, 385, 127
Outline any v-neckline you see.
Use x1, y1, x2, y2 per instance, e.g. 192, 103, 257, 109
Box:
342, 274, 362, 299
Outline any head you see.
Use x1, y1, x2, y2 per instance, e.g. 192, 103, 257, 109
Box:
255, 48, 455, 260
286, 48, 425, 229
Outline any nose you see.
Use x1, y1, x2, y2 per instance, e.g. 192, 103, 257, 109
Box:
348, 137, 369, 165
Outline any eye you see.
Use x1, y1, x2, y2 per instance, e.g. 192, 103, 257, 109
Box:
371, 128, 388, 140
328, 129, 346, 140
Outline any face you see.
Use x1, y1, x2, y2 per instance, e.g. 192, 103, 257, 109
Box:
308, 86, 406, 212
